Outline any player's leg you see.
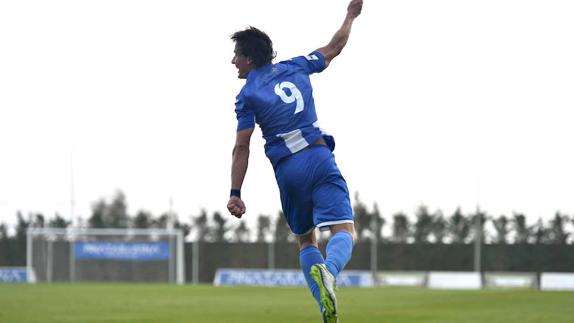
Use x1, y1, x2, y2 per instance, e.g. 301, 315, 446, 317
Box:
311, 148, 354, 323
297, 230, 325, 310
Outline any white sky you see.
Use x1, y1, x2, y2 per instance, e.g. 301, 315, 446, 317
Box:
1, 0, 573, 229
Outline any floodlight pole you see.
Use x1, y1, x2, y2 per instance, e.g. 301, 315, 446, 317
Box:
70, 237, 76, 282
473, 168, 482, 277
370, 212, 379, 286
69, 147, 77, 282
192, 240, 199, 284
177, 230, 185, 285
47, 240, 53, 283
70, 146, 76, 227
26, 229, 32, 283
474, 206, 482, 273
168, 198, 175, 283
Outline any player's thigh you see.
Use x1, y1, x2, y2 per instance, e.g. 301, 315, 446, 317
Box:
312, 157, 353, 228
275, 153, 316, 235
277, 188, 314, 235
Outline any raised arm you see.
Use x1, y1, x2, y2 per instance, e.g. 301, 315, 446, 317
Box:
227, 127, 254, 218
316, 0, 363, 67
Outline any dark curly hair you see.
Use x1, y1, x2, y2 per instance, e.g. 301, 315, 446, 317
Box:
231, 27, 276, 68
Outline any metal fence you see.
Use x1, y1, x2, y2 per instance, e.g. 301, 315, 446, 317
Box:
186, 242, 574, 283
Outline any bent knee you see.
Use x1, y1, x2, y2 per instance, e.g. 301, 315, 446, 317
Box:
329, 223, 357, 244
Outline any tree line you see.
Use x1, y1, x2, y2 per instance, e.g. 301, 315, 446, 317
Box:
1, 191, 573, 245
352, 193, 572, 244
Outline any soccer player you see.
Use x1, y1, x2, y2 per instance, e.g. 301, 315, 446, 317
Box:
227, 0, 363, 322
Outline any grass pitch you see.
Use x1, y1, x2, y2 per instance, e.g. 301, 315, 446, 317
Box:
1, 284, 573, 323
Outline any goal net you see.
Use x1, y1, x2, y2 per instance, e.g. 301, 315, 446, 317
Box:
27, 228, 184, 284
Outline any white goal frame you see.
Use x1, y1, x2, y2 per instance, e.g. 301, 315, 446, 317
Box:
27, 227, 185, 284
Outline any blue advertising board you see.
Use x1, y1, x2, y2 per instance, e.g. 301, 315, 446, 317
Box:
74, 241, 170, 261
0, 267, 29, 283
214, 269, 374, 288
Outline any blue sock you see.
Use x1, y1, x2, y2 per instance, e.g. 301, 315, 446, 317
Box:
299, 245, 324, 310
325, 231, 354, 277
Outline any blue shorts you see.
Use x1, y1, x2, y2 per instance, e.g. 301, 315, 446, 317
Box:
274, 144, 353, 235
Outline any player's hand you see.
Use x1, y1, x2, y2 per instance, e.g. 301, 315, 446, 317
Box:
227, 196, 246, 218
347, 0, 363, 19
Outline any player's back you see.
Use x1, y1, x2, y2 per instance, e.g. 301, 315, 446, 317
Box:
235, 52, 333, 167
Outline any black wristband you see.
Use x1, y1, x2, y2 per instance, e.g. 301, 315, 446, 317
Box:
230, 189, 241, 199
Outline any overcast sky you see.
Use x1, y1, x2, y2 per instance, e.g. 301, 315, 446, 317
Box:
1, 0, 573, 229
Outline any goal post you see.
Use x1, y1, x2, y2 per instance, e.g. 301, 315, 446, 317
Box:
27, 228, 185, 284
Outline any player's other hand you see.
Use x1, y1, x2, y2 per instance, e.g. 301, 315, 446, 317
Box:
347, 0, 363, 19
227, 196, 246, 218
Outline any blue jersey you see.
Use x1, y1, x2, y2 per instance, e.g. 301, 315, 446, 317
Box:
235, 51, 335, 168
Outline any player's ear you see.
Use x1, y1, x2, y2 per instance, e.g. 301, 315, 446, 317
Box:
246, 57, 254, 65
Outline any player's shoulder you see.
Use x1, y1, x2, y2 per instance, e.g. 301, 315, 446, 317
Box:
277, 51, 326, 74
278, 51, 323, 64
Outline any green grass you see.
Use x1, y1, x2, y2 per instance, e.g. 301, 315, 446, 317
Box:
0, 284, 573, 322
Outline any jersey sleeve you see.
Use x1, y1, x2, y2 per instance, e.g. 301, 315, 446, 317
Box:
285, 51, 327, 75
235, 93, 255, 131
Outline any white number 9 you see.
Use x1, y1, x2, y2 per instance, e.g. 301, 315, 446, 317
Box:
274, 81, 304, 114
